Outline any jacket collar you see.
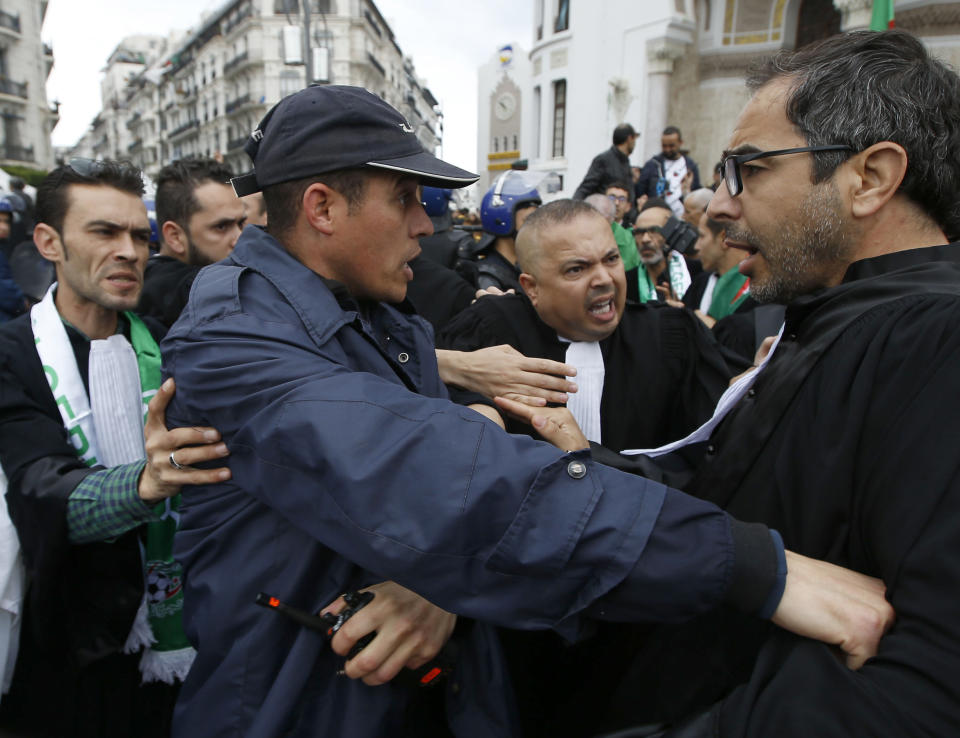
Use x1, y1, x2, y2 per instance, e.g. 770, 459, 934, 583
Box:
610, 146, 629, 163
226, 227, 360, 347
841, 242, 960, 283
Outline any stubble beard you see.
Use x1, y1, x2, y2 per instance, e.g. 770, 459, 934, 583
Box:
186, 236, 215, 267
59, 239, 142, 313
735, 180, 852, 304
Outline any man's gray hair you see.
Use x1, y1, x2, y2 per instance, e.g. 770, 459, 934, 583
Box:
748, 30, 960, 239
585, 193, 615, 223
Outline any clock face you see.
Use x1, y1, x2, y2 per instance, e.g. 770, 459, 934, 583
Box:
495, 91, 517, 121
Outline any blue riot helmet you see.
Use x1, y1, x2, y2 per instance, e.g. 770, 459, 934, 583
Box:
0, 198, 13, 214
420, 187, 453, 217
421, 186, 454, 233
2, 191, 24, 213
143, 198, 159, 248
480, 171, 542, 237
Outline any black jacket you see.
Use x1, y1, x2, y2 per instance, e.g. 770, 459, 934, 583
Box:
573, 145, 633, 199
137, 254, 201, 329
404, 255, 476, 335
602, 243, 960, 737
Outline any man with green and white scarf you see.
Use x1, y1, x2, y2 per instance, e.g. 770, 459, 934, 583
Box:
0, 160, 230, 738
626, 200, 692, 304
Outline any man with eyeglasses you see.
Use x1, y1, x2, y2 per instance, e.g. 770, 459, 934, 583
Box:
509, 30, 960, 737
0, 160, 230, 737
626, 199, 691, 304
604, 182, 639, 269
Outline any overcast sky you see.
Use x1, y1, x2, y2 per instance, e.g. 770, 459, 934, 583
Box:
43, 0, 533, 172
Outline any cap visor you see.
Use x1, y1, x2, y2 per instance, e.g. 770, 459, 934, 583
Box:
366, 152, 478, 189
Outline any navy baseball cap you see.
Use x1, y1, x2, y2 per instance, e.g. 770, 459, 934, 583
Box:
232, 85, 478, 196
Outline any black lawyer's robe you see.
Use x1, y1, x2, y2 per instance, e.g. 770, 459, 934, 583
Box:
599, 243, 960, 737
437, 293, 734, 452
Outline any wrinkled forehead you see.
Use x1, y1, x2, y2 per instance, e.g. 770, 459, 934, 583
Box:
64, 184, 149, 228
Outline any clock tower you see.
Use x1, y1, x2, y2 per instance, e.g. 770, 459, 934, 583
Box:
477, 43, 531, 194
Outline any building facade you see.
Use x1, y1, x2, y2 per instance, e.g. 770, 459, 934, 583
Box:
69, 0, 442, 184
476, 43, 532, 195
506, 0, 960, 199
0, 0, 58, 170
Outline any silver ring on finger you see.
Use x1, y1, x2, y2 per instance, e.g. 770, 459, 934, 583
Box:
169, 451, 186, 471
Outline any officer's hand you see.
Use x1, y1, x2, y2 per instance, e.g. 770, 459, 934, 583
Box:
139, 378, 231, 504
321, 581, 456, 686
436, 345, 578, 405
772, 551, 895, 669
495, 396, 589, 452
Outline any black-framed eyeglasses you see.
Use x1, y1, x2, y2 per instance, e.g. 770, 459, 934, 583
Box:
632, 225, 662, 236
721, 145, 855, 197
607, 194, 628, 203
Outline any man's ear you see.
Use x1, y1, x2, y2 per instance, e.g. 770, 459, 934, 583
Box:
33, 223, 63, 263
161, 220, 188, 257
302, 183, 337, 236
847, 142, 908, 219
519, 272, 538, 306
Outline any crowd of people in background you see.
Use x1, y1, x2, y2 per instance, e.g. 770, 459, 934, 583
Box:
1, 27, 960, 738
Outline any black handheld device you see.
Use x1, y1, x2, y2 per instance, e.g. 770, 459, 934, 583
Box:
661, 215, 699, 255
255, 590, 455, 688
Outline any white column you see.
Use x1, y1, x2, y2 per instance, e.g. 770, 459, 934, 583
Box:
643, 37, 687, 160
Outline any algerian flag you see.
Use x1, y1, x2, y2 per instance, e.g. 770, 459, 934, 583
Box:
870, 0, 894, 31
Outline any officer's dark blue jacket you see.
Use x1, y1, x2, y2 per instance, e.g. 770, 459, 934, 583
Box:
162, 226, 777, 737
